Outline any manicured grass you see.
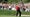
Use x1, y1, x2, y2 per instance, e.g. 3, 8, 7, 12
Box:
0, 15, 30, 17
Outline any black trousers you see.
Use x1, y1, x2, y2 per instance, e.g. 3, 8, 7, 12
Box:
16, 10, 21, 16
23, 8, 26, 11
9, 8, 11, 10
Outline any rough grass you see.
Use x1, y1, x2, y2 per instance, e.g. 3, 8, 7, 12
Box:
0, 9, 30, 15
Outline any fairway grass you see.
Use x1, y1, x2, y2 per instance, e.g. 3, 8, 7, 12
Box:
0, 15, 30, 17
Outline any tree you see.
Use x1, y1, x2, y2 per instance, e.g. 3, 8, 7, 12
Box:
0, 0, 3, 3
23, 0, 30, 3
8, 0, 20, 4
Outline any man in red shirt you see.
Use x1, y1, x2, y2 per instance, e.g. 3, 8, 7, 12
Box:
16, 5, 21, 17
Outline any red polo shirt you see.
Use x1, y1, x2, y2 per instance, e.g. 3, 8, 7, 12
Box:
16, 6, 20, 10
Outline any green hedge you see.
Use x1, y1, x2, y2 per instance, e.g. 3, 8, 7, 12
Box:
0, 10, 30, 15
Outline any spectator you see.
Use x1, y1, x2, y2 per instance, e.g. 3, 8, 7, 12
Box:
9, 6, 11, 10
23, 6, 26, 11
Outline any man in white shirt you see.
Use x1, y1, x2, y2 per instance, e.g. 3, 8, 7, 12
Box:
9, 6, 11, 10
0, 3, 3, 9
